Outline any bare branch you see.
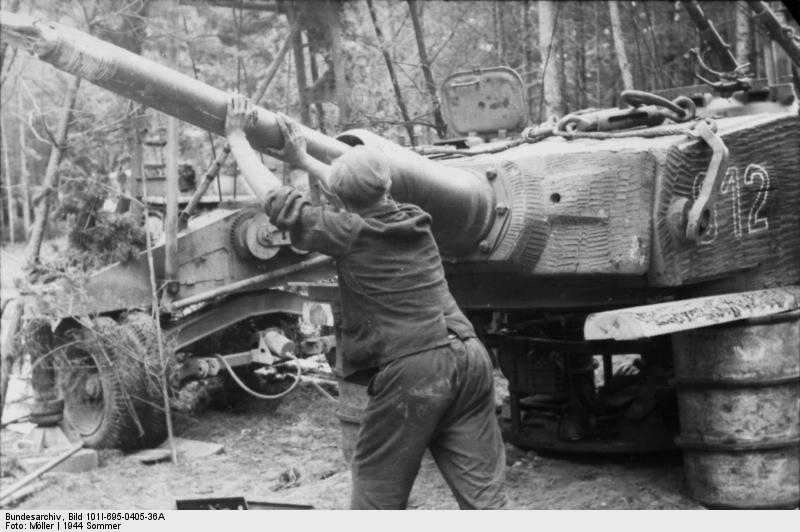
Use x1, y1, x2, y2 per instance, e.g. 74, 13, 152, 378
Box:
430, 7, 470, 64
367, 0, 416, 145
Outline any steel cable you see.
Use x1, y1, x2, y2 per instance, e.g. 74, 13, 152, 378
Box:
216, 354, 302, 400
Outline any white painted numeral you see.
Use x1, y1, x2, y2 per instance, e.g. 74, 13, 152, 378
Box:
720, 167, 742, 238
688, 164, 771, 242
743, 164, 770, 234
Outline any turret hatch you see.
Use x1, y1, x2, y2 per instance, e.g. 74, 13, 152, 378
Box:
440, 66, 528, 139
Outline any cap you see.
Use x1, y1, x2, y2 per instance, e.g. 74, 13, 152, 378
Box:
328, 145, 391, 209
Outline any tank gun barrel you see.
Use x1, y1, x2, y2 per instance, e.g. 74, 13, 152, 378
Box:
0, 11, 494, 255
0, 11, 346, 163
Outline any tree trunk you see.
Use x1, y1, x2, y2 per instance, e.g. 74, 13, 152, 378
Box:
494, 1, 505, 64
121, 1, 149, 220
632, 3, 644, 90
748, 12, 759, 78
522, 0, 534, 119
326, 0, 350, 130
0, 1, 21, 244
1, 122, 14, 244
538, 0, 563, 120
735, 1, 750, 67
366, 0, 415, 145
164, 2, 180, 292
288, 3, 311, 126
307, 40, 326, 133
407, 0, 447, 138
595, 2, 601, 106
574, 3, 587, 110
643, 3, 665, 90
25, 76, 81, 262
558, 24, 569, 112
609, 0, 634, 91
0, 298, 23, 417
130, 109, 146, 219
18, 92, 30, 235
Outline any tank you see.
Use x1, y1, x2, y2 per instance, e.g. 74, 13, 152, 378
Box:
1, 4, 798, 509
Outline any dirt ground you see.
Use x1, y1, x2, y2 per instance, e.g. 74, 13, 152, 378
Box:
0, 377, 704, 511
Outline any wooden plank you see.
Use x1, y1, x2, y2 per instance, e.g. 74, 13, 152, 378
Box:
0, 444, 84, 504
584, 286, 800, 340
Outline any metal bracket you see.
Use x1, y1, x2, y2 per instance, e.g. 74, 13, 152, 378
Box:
250, 332, 276, 365
556, 91, 696, 134
684, 120, 729, 242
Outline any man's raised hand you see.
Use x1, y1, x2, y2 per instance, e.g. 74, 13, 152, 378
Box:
274, 112, 309, 169
224, 92, 258, 136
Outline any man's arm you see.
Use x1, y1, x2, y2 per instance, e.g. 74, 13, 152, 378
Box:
224, 94, 281, 201
225, 95, 332, 198
225, 94, 355, 256
271, 112, 330, 185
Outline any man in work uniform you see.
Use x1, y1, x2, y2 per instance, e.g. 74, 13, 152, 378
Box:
225, 94, 507, 510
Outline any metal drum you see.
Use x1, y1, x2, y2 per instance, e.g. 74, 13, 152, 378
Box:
671, 311, 800, 509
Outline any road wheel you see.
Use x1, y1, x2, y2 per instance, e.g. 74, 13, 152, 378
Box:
57, 316, 167, 450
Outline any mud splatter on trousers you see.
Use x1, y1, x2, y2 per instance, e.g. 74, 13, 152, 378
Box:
350, 337, 507, 509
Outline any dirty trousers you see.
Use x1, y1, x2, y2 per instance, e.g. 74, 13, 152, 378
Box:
350, 337, 507, 509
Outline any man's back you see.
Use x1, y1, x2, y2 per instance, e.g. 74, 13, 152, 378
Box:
296, 200, 475, 375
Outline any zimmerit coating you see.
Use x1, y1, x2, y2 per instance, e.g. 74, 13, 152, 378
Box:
35, 22, 117, 82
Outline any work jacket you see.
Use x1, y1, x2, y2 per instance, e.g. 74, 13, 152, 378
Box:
275, 197, 476, 376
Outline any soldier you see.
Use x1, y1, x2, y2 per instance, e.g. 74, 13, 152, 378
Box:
225, 94, 507, 510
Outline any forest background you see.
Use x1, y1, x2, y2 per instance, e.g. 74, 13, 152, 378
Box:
0, 0, 788, 251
